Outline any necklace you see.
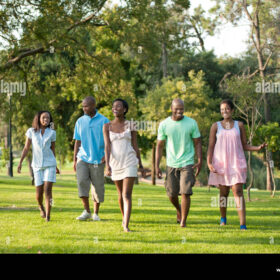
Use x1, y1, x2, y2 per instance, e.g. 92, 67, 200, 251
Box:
224, 121, 231, 129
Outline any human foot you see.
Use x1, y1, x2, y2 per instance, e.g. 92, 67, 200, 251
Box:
180, 221, 186, 228
38, 205, 46, 218
177, 209, 181, 224
123, 226, 131, 232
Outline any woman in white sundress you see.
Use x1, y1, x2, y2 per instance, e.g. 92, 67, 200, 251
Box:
103, 99, 145, 232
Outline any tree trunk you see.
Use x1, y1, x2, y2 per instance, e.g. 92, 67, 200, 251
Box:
151, 142, 156, 185
243, 3, 272, 192
162, 42, 168, 78
265, 147, 273, 191
247, 151, 254, 202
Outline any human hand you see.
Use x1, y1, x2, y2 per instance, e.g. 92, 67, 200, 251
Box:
139, 166, 146, 178
193, 161, 202, 177
56, 167, 60, 174
156, 167, 162, 179
208, 163, 217, 173
105, 165, 112, 177
257, 143, 267, 151
101, 156, 105, 164
17, 163, 22, 174
73, 160, 77, 172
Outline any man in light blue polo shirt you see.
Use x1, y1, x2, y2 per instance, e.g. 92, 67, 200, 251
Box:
73, 96, 109, 221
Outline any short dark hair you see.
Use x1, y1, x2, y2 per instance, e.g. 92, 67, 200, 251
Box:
32, 111, 53, 132
112, 98, 129, 117
83, 96, 96, 105
220, 99, 234, 110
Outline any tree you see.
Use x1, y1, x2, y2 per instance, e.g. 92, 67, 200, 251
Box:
254, 122, 280, 197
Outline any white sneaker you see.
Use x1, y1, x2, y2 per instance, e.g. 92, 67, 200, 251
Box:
92, 213, 101, 221
76, 210, 91, 221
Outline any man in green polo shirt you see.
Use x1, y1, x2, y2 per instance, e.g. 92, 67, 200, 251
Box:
156, 98, 202, 228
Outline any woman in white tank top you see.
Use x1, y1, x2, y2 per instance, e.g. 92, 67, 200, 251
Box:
103, 99, 145, 232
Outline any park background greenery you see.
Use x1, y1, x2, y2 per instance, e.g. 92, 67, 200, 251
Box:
0, 0, 280, 253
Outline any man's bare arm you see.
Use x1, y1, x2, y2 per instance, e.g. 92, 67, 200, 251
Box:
156, 140, 165, 179
193, 137, 202, 177
73, 140, 81, 172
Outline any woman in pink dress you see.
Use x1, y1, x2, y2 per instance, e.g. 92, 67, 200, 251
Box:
207, 99, 266, 230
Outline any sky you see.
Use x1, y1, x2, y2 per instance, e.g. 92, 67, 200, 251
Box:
189, 0, 250, 58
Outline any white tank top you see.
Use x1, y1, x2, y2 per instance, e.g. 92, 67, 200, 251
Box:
109, 124, 139, 171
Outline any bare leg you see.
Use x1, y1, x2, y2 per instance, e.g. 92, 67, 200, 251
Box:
180, 194, 191, 228
219, 185, 230, 225
94, 202, 100, 215
36, 185, 45, 218
168, 196, 181, 223
80, 197, 91, 213
232, 183, 246, 227
122, 177, 135, 232
114, 180, 124, 218
44, 181, 53, 221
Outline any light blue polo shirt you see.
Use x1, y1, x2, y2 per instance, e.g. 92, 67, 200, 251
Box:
73, 111, 109, 164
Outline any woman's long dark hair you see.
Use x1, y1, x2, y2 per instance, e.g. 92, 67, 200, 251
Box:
32, 111, 53, 132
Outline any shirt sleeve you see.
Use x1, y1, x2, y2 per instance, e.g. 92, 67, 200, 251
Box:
191, 120, 201, 138
73, 121, 81, 141
157, 121, 167, 140
51, 130, 56, 142
25, 128, 32, 139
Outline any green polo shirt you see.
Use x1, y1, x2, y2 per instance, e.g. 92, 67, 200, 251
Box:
157, 116, 201, 168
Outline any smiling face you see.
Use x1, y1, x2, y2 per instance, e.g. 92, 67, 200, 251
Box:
171, 100, 184, 121
40, 112, 50, 127
220, 103, 233, 120
112, 100, 126, 118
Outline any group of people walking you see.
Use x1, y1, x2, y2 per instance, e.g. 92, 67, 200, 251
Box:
18, 96, 266, 232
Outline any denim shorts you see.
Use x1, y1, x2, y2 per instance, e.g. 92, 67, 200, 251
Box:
33, 166, 56, 187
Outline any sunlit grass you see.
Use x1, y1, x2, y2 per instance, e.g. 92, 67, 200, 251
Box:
0, 163, 279, 254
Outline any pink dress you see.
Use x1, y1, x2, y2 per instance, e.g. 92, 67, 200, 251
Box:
208, 121, 247, 187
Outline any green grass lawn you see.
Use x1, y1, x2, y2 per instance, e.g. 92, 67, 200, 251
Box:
0, 164, 280, 254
